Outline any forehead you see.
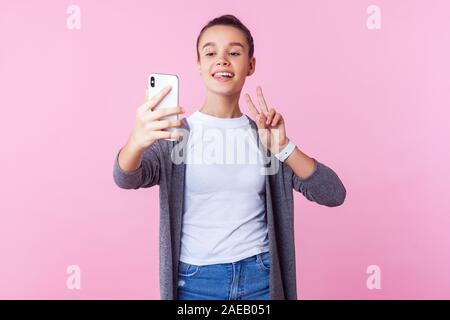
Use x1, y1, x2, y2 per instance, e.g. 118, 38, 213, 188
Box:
199, 25, 247, 48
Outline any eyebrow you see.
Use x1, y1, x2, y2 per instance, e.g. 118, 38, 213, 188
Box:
202, 42, 245, 50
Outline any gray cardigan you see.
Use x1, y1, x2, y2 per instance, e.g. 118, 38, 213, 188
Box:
113, 115, 347, 300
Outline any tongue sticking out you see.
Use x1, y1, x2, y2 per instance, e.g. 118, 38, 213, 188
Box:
214, 74, 232, 81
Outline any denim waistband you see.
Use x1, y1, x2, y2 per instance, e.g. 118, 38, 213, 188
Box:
179, 250, 271, 266
235, 250, 270, 263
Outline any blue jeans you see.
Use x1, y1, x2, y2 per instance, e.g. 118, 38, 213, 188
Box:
177, 251, 271, 300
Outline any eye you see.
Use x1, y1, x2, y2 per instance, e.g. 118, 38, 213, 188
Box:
205, 52, 240, 56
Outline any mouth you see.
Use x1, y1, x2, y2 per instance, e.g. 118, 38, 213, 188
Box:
211, 71, 235, 82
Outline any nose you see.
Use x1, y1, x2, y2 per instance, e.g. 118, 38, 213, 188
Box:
216, 58, 229, 66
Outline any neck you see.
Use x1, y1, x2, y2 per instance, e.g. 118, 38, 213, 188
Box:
199, 90, 243, 118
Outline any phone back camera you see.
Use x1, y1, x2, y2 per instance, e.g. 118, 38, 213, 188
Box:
150, 76, 155, 87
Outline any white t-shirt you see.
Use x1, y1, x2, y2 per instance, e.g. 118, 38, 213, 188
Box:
179, 110, 270, 265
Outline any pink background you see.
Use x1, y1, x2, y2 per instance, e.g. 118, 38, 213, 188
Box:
1, 0, 449, 299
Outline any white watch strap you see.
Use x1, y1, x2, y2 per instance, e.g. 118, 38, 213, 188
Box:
274, 140, 296, 162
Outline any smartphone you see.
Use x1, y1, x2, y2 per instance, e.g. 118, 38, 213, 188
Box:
147, 72, 179, 141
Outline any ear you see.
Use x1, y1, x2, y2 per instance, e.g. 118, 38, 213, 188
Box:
247, 57, 256, 76
197, 59, 202, 75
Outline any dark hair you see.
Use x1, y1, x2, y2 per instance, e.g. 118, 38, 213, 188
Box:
196, 14, 254, 61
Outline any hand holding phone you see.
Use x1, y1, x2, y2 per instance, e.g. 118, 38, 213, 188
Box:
148, 73, 180, 139
128, 84, 184, 151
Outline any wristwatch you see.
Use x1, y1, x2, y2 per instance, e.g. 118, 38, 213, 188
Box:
274, 139, 296, 162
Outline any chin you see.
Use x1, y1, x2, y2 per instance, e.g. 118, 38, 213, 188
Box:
211, 87, 239, 97
207, 81, 243, 96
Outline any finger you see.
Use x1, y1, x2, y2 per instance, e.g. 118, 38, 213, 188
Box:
271, 113, 282, 127
150, 130, 183, 141
144, 106, 184, 121
256, 112, 267, 129
244, 93, 260, 118
139, 85, 172, 113
265, 108, 276, 125
256, 86, 269, 115
147, 119, 183, 131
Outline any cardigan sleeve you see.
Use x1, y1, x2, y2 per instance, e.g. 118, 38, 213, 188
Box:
290, 157, 347, 207
112, 141, 161, 189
